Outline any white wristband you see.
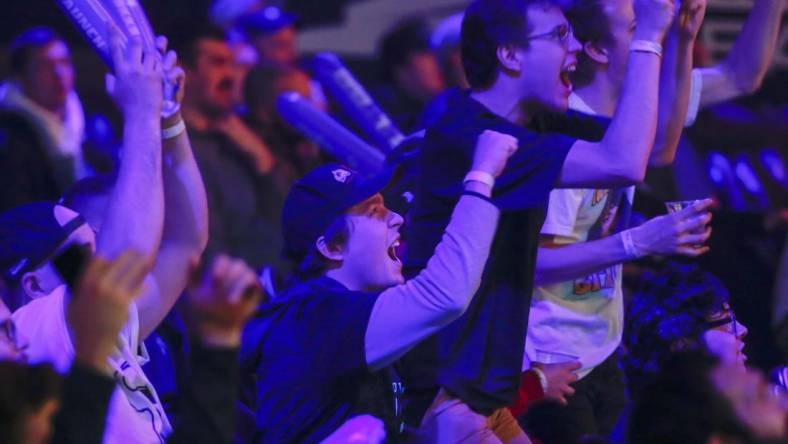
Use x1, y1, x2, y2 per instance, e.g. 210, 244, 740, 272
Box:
162, 119, 186, 140
621, 229, 643, 259
630, 40, 663, 58
463, 170, 495, 188
532, 366, 548, 393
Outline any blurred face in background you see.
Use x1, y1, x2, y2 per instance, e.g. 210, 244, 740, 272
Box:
18, 40, 74, 116
253, 25, 298, 67
186, 38, 237, 117
394, 50, 446, 103
711, 361, 787, 440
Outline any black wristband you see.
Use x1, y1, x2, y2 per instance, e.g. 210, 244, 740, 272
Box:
461, 190, 495, 205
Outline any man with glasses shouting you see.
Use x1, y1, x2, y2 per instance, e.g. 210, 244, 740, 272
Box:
397, 0, 679, 441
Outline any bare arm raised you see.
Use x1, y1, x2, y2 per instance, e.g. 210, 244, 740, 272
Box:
559, 0, 675, 187
95, 34, 164, 278
136, 37, 210, 339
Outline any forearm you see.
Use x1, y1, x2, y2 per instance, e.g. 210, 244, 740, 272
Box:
161, 112, 209, 250
96, 113, 164, 260
364, 193, 500, 370
559, 51, 662, 188
651, 32, 694, 166
141, 114, 209, 337
534, 234, 631, 286
600, 50, 662, 180
700, 0, 784, 107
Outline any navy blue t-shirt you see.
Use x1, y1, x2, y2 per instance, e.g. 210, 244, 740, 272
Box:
242, 276, 394, 443
401, 89, 576, 416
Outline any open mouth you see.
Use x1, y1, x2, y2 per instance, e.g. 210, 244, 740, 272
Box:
387, 239, 401, 264
560, 63, 576, 90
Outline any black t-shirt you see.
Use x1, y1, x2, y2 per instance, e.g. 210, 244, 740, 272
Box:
243, 276, 400, 443
400, 89, 575, 416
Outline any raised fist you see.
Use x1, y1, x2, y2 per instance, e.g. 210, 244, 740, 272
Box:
634, 0, 677, 43
107, 28, 164, 117
471, 130, 519, 179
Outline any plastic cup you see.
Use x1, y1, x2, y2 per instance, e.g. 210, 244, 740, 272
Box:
665, 199, 710, 243
665, 199, 705, 214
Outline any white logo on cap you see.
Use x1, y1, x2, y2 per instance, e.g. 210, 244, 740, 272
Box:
9, 258, 28, 277
332, 169, 351, 183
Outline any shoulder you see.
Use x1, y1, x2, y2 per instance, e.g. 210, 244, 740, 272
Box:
266, 279, 379, 322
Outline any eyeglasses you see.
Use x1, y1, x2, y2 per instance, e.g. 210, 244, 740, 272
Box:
705, 312, 739, 337
524, 23, 574, 46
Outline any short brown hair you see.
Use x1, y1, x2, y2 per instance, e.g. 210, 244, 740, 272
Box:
565, 0, 615, 88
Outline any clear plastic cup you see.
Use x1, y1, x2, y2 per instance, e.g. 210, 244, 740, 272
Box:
665, 199, 705, 214
665, 199, 710, 239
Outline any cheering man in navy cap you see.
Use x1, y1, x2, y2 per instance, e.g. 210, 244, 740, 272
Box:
241, 129, 517, 443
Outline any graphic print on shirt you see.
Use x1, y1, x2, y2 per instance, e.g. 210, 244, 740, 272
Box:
573, 188, 628, 296
114, 359, 169, 444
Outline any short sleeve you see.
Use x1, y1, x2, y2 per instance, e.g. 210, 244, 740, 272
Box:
540, 188, 587, 238
492, 128, 576, 211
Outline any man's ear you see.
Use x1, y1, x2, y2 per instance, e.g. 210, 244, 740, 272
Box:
584, 40, 609, 64
316, 236, 344, 262
496, 44, 523, 72
20, 271, 46, 300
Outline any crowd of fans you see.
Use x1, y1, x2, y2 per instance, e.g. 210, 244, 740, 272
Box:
0, 0, 786, 443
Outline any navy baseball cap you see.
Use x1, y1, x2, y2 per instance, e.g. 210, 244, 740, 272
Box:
0, 202, 85, 281
282, 164, 394, 261
238, 6, 297, 37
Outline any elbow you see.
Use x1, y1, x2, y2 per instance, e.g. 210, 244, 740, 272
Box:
442, 280, 479, 319
626, 167, 647, 183
648, 150, 676, 168
724, 62, 766, 96
735, 74, 764, 96
445, 294, 470, 319
612, 167, 646, 185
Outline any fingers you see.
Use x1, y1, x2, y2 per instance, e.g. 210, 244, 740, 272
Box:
676, 245, 710, 257
563, 361, 582, 371
226, 259, 254, 302
677, 210, 712, 232
126, 39, 143, 71
108, 28, 125, 74
677, 198, 714, 216
105, 250, 149, 297
155, 35, 168, 55
678, 226, 712, 245
163, 50, 178, 72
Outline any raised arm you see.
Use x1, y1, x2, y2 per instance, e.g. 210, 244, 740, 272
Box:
534, 199, 713, 285
137, 38, 210, 339
698, 0, 785, 107
96, 36, 164, 268
364, 130, 516, 371
558, 0, 675, 188
650, 0, 706, 166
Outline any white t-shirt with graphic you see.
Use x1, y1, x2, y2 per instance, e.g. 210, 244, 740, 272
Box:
524, 94, 634, 379
13, 285, 172, 443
